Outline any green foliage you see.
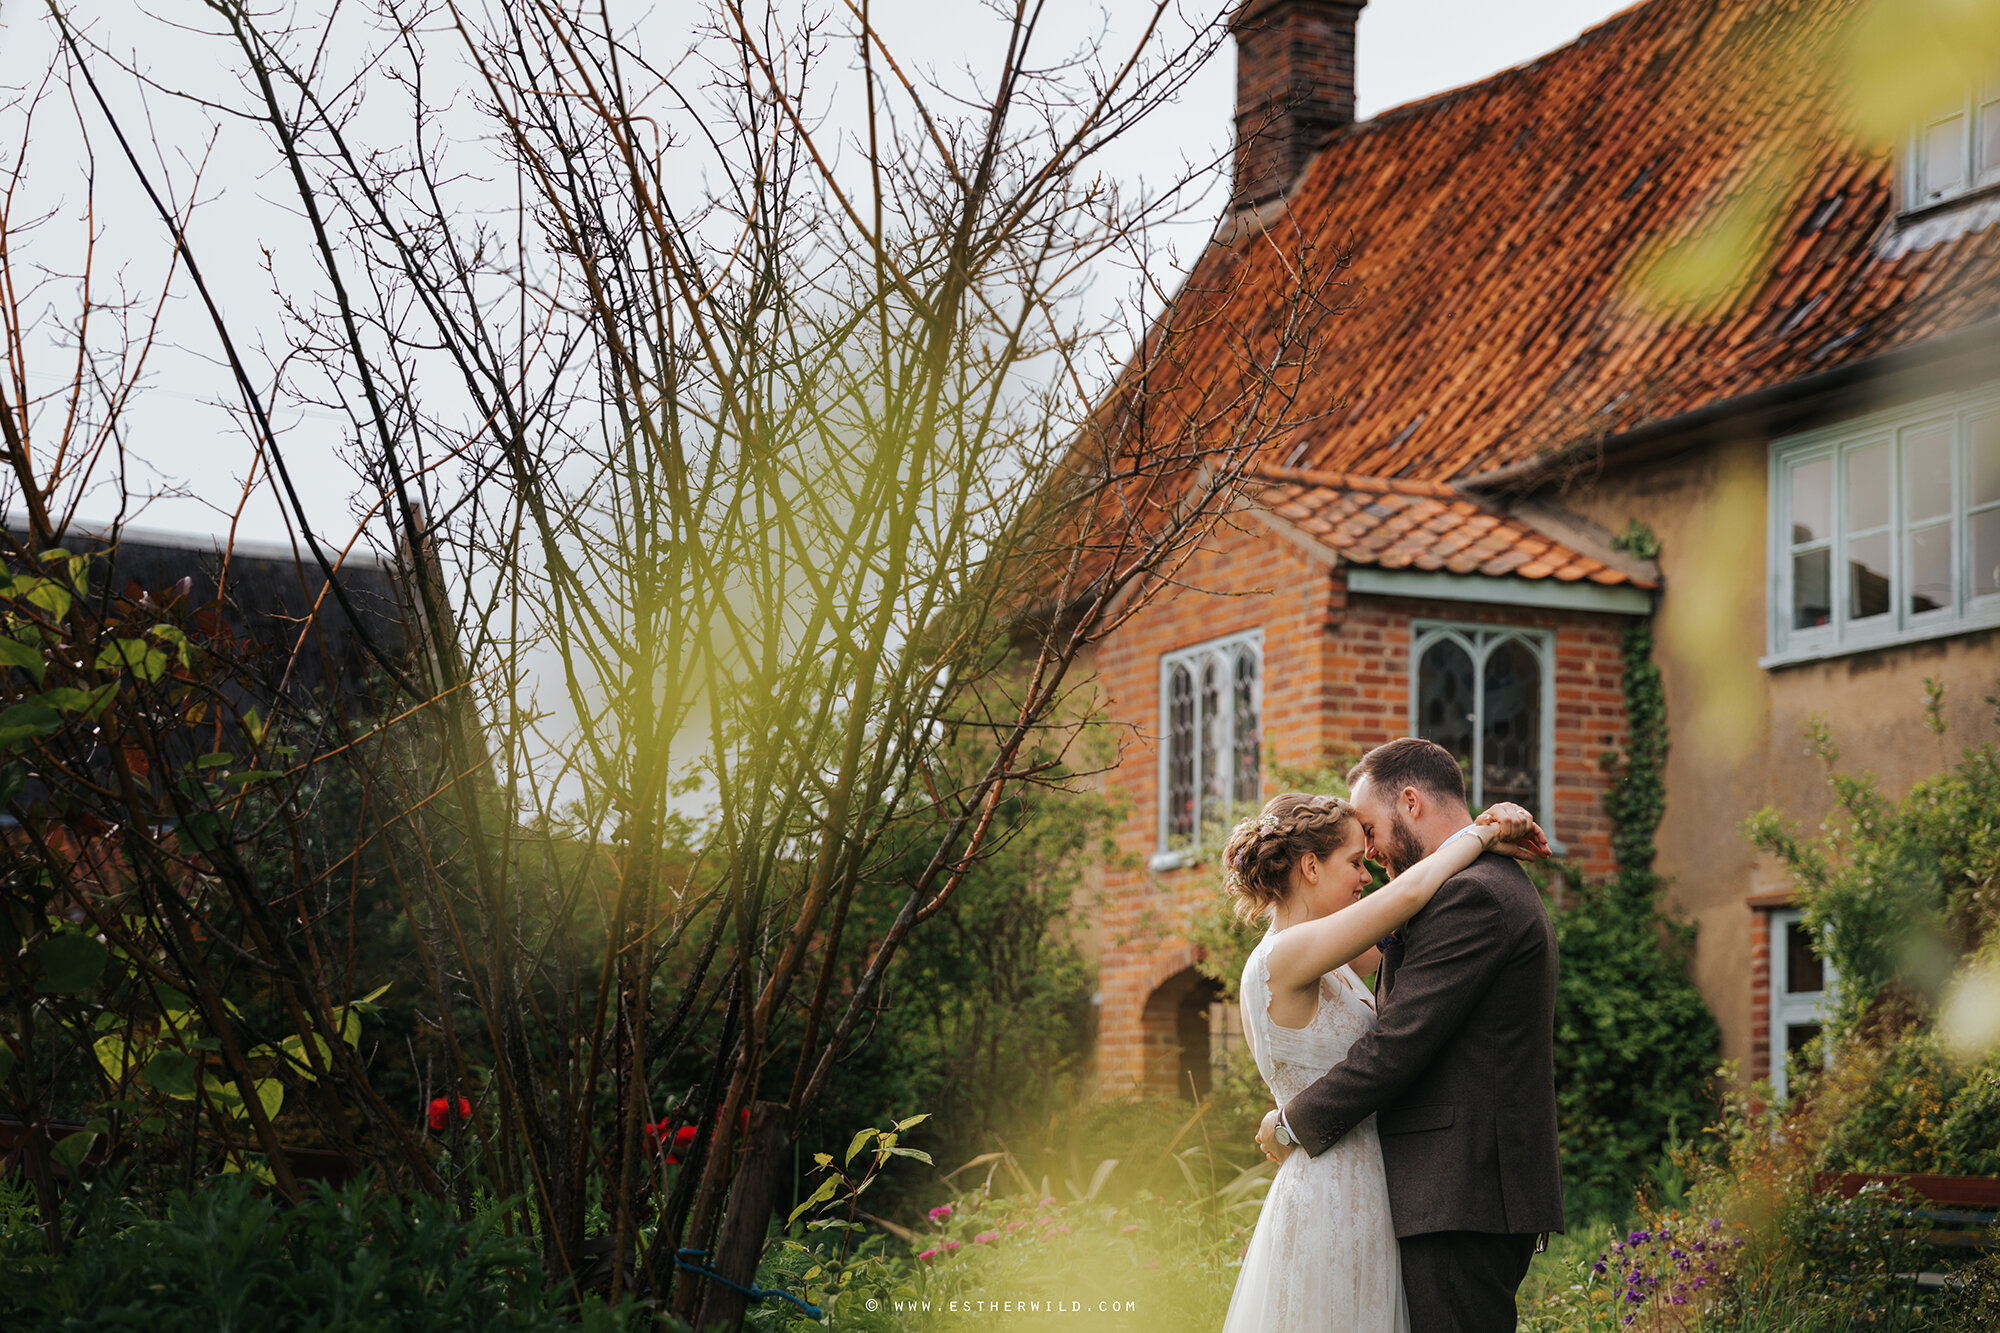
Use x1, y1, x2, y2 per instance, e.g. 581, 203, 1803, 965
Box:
1552, 622, 1719, 1224
800, 777, 1111, 1205
1608, 518, 1661, 562
1746, 685, 2000, 1023
754, 1147, 1270, 1333
0, 1175, 631, 1331
1814, 1031, 2000, 1175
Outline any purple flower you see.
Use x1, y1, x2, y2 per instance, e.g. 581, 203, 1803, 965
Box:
1628, 1230, 1651, 1246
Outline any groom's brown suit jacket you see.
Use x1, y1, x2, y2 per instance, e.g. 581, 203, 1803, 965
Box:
1280, 851, 1565, 1238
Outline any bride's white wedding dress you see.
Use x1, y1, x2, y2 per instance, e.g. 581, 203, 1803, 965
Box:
1220, 932, 1410, 1333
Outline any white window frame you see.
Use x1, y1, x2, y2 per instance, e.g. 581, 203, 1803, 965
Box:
1905, 77, 2000, 213
1152, 629, 1263, 870
1766, 381, 2000, 665
1407, 622, 1556, 839
1769, 908, 1838, 1101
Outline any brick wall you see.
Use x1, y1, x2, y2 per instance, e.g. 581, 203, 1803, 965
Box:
1088, 519, 1637, 1097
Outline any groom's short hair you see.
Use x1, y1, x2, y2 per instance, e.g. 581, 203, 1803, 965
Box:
1347, 738, 1468, 808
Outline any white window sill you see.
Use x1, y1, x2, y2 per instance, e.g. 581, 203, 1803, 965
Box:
1149, 848, 1198, 872
1761, 608, 2000, 670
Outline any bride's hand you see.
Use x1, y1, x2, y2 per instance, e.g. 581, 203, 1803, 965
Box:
1476, 802, 1550, 861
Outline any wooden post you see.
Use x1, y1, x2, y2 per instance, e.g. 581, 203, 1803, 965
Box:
694, 1100, 794, 1332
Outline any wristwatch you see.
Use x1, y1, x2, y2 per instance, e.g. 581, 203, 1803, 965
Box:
1274, 1116, 1296, 1148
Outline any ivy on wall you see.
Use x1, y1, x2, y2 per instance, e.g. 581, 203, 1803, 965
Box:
1551, 620, 1721, 1222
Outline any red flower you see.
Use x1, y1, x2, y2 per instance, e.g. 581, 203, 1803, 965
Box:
427, 1096, 472, 1131
651, 1108, 751, 1164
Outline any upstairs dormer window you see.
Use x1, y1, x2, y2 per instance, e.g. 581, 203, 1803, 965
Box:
1907, 78, 2000, 211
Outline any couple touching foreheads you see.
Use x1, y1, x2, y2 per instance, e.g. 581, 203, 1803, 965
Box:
1217, 737, 1563, 1333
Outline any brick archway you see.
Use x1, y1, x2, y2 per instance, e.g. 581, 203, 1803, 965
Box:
1140, 964, 1223, 1100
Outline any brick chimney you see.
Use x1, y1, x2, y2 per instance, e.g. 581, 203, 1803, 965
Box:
1231, 0, 1365, 211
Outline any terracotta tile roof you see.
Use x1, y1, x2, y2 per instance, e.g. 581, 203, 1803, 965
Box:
1145, 0, 2000, 486
1252, 466, 1657, 588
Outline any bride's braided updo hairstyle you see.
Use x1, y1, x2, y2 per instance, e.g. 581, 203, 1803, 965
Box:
1221, 792, 1359, 925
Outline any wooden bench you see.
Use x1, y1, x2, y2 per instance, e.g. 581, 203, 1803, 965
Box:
1814, 1172, 2000, 1251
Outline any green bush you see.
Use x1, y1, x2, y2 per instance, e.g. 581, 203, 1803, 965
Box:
0, 1175, 630, 1332
1746, 687, 2000, 1024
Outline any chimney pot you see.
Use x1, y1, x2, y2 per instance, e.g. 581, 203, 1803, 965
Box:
1231, 0, 1366, 211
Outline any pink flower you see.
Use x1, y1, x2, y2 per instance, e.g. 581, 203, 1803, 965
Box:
1039, 1196, 1057, 1205
1122, 1224, 1140, 1234
973, 1231, 999, 1244
918, 1248, 939, 1265
928, 1204, 954, 1222
1145, 1261, 1161, 1270
944, 1239, 962, 1253
1006, 1220, 1026, 1233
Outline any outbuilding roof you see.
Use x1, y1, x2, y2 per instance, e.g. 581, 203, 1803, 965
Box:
1251, 466, 1656, 588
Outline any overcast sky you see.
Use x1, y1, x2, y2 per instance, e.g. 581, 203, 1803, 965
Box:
1, 0, 1635, 546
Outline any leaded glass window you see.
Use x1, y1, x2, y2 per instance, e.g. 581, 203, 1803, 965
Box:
1157, 630, 1262, 861
1409, 624, 1553, 828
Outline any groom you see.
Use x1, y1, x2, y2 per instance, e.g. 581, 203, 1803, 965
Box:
1255, 737, 1564, 1333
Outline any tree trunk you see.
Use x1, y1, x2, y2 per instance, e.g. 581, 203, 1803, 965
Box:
694, 1100, 793, 1332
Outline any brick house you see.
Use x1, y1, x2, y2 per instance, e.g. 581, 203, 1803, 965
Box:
1085, 0, 2000, 1101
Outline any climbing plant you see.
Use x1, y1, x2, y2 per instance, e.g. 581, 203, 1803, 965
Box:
1550, 621, 1720, 1223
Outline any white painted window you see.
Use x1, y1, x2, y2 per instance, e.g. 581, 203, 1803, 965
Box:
1767, 382, 2000, 663
1153, 629, 1262, 867
1907, 78, 2000, 211
1769, 908, 1837, 1101
1408, 623, 1555, 832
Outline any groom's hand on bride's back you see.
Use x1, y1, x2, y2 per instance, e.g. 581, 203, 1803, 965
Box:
1256, 1109, 1295, 1164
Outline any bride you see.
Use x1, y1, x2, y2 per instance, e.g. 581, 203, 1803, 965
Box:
1218, 791, 1536, 1333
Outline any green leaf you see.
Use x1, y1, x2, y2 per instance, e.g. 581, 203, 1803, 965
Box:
22, 579, 71, 622
0, 701, 62, 749
94, 639, 168, 683
80, 683, 118, 719
339, 1007, 362, 1047
0, 761, 26, 810
886, 1146, 934, 1164
35, 934, 108, 993
196, 752, 235, 769
278, 1032, 333, 1081
243, 706, 264, 745
894, 1112, 931, 1132
811, 1152, 833, 1168
143, 1048, 198, 1100
37, 687, 98, 714
48, 1130, 96, 1173
844, 1127, 877, 1167
356, 983, 391, 1005
95, 1032, 144, 1085
0, 636, 47, 685
223, 770, 282, 784
787, 1173, 842, 1225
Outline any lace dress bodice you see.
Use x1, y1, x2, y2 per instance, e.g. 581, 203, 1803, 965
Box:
1219, 931, 1408, 1333
1239, 934, 1380, 1104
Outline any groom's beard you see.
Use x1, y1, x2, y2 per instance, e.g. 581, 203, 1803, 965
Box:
1384, 812, 1428, 877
